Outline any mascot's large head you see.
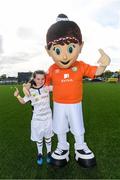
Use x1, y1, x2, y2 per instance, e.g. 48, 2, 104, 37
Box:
46, 14, 84, 69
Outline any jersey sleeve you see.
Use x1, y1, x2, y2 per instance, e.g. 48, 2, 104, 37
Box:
81, 61, 97, 79
23, 96, 31, 103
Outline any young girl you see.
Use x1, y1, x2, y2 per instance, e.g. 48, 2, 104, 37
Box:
14, 70, 53, 166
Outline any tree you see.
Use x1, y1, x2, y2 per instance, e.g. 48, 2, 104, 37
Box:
0, 74, 7, 79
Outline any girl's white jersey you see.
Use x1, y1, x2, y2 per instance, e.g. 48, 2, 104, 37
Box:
23, 85, 52, 121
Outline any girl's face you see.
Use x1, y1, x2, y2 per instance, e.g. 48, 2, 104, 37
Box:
46, 42, 84, 68
34, 74, 45, 87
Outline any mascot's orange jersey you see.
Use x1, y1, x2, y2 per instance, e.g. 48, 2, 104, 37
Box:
46, 61, 97, 104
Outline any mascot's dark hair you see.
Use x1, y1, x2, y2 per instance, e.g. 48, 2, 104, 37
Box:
46, 14, 82, 50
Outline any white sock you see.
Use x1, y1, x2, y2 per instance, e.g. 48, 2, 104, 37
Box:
45, 137, 52, 153
74, 134, 85, 150
57, 133, 69, 150
37, 139, 43, 155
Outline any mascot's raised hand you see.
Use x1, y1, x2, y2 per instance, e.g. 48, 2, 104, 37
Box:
95, 49, 111, 76
98, 49, 111, 67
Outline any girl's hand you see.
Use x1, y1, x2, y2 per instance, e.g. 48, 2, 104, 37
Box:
14, 87, 19, 97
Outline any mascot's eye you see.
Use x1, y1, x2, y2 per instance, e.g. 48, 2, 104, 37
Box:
54, 47, 61, 55
67, 45, 75, 54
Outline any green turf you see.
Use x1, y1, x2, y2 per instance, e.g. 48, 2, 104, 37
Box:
0, 83, 120, 179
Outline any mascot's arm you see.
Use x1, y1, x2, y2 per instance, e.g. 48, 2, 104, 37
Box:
45, 67, 52, 86
45, 85, 53, 92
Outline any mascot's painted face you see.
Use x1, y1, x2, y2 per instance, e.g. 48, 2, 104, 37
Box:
46, 14, 83, 68
47, 42, 83, 69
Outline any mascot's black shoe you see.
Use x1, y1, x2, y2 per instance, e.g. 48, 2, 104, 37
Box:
75, 143, 96, 168
51, 148, 69, 167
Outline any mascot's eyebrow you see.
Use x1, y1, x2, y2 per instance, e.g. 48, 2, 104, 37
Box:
53, 44, 55, 46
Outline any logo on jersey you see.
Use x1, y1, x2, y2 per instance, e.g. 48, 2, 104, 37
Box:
72, 66, 78, 72
61, 73, 73, 83
43, 88, 48, 93
35, 97, 40, 102
32, 93, 36, 97
64, 74, 69, 79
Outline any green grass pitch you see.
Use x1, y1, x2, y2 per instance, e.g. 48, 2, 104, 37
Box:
0, 83, 120, 179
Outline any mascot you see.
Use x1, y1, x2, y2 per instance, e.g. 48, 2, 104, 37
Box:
45, 14, 110, 168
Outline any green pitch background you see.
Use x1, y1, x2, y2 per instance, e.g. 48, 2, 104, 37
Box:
0, 83, 120, 179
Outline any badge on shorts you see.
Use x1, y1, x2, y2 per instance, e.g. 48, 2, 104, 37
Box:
72, 66, 78, 72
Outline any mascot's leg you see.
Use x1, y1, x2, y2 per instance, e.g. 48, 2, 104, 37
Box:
67, 102, 96, 168
74, 135, 96, 168
51, 102, 70, 167
51, 133, 70, 167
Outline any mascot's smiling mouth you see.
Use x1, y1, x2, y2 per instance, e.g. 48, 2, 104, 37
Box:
60, 60, 70, 65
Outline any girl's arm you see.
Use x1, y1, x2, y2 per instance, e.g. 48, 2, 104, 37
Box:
14, 88, 26, 104
23, 83, 31, 96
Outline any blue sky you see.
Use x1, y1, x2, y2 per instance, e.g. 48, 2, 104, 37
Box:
0, 0, 120, 76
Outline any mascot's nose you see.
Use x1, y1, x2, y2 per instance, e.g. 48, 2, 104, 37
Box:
63, 55, 67, 60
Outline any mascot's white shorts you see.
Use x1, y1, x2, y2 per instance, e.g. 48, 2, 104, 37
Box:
31, 118, 53, 142
53, 102, 85, 136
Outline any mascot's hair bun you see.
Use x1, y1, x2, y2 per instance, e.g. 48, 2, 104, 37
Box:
56, 14, 69, 22
46, 13, 82, 49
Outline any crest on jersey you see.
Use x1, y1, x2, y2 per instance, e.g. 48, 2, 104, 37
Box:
32, 93, 36, 97
35, 95, 41, 101
44, 88, 48, 93
35, 97, 40, 101
72, 66, 78, 72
